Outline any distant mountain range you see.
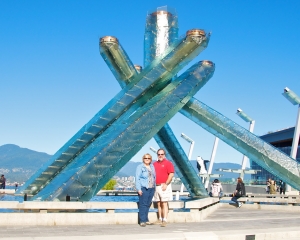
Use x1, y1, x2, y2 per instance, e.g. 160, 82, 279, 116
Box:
119, 160, 250, 180
0, 144, 249, 183
0, 144, 51, 183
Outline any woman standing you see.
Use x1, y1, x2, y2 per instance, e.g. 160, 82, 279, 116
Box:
136, 153, 156, 227
231, 177, 246, 208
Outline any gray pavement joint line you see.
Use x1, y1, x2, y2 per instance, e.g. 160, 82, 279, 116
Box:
203, 215, 300, 222
0, 229, 300, 240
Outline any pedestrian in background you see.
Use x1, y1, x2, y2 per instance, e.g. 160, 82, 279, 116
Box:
279, 180, 286, 195
269, 180, 277, 194
135, 153, 156, 227
0, 175, 6, 189
231, 177, 246, 208
210, 179, 223, 198
266, 179, 271, 194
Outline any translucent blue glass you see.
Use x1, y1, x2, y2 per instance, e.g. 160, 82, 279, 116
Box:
181, 99, 300, 190
144, 7, 178, 67
18, 28, 209, 197
33, 61, 215, 201
96, 10, 210, 198
143, 9, 208, 197
99, 37, 137, 87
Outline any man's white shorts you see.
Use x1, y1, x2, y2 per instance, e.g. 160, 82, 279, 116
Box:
153, 184, 172, 202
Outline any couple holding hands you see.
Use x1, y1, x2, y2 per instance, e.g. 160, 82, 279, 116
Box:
135, 148, 174, 227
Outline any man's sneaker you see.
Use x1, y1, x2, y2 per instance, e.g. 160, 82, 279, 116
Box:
140, 222, 146, 227
146, 222, 153, 225
161, 221, 167, 227
238, 202, 243, 208
153, 219, 162, 225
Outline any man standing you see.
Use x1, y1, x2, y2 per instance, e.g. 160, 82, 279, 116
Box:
0, 175, 6, 189
153, 149, 174, 227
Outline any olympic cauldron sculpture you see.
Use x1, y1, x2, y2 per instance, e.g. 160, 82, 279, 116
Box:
18, 7, 300, 201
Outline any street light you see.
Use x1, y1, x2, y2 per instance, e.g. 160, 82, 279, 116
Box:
149, 147, 157, 154
236, 108, 255, 179
180, 133, 195, 193
204, 137, 219, 188
236, 108, 254, 122
180, 133, 195, 160
282, 87, 300, 160
282, 87, 300, 106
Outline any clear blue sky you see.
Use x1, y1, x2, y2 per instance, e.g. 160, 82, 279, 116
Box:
1, 1, 300, 166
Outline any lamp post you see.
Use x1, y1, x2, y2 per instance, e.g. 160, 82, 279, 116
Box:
282, 87, 300, 192
180, 133, 195, 160
282, 87, 300, 159
204, 137, 219, 189
149, 147, 157, 154
180, 133, 195, 193
236, 108, 255, 179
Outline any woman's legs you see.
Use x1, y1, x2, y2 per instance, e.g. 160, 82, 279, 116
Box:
231, 196, 241, 206
138, 187, 148, 223
139, 187, 155, 223
145, 188, 155, 222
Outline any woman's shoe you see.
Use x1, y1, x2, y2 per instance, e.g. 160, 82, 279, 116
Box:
140, 222, 146, 227
146, 222, 153, 225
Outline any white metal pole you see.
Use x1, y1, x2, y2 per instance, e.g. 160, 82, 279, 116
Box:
204, 137, 219, 189
240, 120, 255, 179
286, 105, 300, 192
290, 105, 300, 159
188, 141, 195, 160
180, 140, 194, 194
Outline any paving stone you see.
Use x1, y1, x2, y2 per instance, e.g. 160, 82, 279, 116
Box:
0, 206, 299, 239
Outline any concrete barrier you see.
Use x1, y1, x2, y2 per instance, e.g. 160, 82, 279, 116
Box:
0, 189, 15, 194
0, 199, 219, 226
222, 193, 300, 206
220, 202, 300, 212
0, 201, 184, 212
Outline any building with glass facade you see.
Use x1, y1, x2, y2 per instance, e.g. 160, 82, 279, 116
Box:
251, 127, 300, 184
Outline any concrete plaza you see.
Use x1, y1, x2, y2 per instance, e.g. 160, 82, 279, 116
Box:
0, 205, 299, 240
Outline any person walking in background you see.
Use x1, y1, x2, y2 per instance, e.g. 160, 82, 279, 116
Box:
269, 180, 277, 194
0, 175, 6, 189
279, 180, 286, 195
231, 177, 246, 208
135, 153, 156, 227
266, 179, 271, 194
153, 149, 174, 227
210, 179, 223, 198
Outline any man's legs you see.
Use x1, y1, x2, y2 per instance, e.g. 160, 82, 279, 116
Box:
157, 201, 168, 219
157, 201, 162, 219
155, 201, 169, 223
161, 201, 168, 219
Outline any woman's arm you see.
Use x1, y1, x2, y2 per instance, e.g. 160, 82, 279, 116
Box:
135, 165, 142, 194
234, 183, 240, 194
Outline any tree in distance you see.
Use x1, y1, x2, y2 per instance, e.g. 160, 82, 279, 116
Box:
102, 179, 117, 190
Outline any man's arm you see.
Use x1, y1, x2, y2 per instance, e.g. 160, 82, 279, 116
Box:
162, 173, 174, 191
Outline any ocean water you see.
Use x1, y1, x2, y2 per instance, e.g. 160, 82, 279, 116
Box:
0, 194, 191, 212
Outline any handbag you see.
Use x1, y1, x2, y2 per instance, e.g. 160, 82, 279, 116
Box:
235, 190, 242, 197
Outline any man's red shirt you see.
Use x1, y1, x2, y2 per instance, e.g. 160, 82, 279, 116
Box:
153, 159, 174, 184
